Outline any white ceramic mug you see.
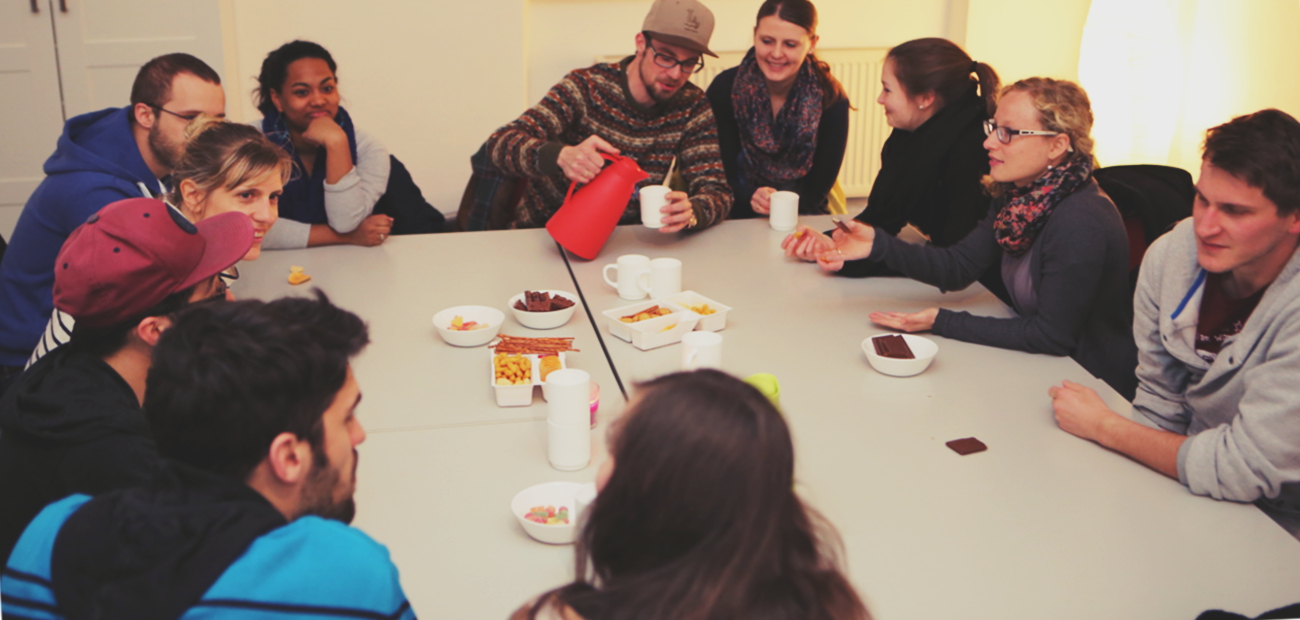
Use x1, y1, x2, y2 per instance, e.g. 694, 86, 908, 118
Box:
602, 254, 651, 300
640, 185, 671, 228
681, 331, 723, 370
769, 191, 799, 231
636, 257, 682, 299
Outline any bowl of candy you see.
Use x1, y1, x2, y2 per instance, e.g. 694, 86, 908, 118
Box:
508, 290, 579, 330
432, 305, 504, 347
861, 334, 938, 377
511, 481, 584, 544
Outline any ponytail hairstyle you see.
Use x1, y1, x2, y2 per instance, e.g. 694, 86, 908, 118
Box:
166, 115, 293, 219
756, 0, 848, 110
254, 40, 337, 117
524, 370, 873, 620
887, 37, 999, 117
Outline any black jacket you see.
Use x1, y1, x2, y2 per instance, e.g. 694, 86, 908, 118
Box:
0, 343, 159, 562
840, 88, 991, 277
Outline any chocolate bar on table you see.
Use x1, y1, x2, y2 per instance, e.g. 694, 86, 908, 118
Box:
872, 334, 915, 359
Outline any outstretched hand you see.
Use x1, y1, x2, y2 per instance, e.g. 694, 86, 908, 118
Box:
869, 308, 939, 332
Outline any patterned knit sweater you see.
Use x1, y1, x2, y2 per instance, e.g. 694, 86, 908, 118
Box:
486, 59, 732, 229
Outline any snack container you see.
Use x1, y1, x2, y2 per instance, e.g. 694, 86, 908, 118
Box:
860, 334, 938, 377
665, 291, 732, 332
491, 351, 567, 407
507, 290, 579, 330
433, 305, 505, 347
601, 300, 700, 350
511, 481, 584, 544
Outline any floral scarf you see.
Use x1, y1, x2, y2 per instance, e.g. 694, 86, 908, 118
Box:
261, 106, 359, 225
731, 47, 822, 194
993, 154, 1094, 256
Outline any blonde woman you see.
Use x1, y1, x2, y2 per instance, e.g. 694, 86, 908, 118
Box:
800, 78, 1137, 398
26, 117, 290, 364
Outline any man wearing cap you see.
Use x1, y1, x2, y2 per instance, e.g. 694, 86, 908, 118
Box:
0, 54, 225, 387
486, 0, 732, 232
0, 197, 252, 562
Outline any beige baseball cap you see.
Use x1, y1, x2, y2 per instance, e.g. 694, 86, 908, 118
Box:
642, 0, 717, 58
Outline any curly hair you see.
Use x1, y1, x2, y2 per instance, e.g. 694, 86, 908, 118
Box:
983, 77, 1095, 196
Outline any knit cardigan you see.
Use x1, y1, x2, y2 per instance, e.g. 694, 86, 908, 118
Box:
486, 59, 732, 229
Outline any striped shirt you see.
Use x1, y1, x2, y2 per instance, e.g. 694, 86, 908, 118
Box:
487, 58, 732, 229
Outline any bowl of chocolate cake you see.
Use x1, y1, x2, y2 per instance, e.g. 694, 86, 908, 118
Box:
509, 290, 579, 330
862, 334, 938, 377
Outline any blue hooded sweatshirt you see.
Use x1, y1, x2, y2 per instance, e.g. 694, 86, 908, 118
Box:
0, 107, 161, 367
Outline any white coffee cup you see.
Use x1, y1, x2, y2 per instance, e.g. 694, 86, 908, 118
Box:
769, 191, 799, 231
602, 254, 651, 300
681, 331, 723, 370
636, 257, 682, 299
545, 369, 590, 427
640, 185, 671, 228
547, 419, 591, 471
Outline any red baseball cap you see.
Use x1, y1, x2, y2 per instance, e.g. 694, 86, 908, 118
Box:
53, 198, 255, 328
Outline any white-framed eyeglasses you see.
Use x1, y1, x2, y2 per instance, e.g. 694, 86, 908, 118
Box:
983, 119, 1063, 144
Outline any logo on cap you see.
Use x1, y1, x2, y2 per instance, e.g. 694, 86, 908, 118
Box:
684, 9, 699, 33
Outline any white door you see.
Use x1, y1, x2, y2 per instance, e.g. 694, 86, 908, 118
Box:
0, 0, 65, 239
52, 0, 225, 117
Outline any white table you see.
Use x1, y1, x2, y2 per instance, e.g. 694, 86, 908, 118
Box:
241, 220, 1300, 620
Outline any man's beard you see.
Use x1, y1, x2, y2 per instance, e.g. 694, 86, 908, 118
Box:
299, 447, 358, 524
148, 122, 182, 173
638, 56, 679, 104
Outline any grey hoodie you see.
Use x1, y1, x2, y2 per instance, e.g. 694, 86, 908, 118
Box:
1134, 218, 1300, 524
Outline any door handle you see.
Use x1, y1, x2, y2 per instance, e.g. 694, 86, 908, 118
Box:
59, 0, 67, 12
30, 0, 38, 13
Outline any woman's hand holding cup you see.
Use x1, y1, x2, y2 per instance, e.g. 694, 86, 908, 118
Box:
751, 187, 778, 215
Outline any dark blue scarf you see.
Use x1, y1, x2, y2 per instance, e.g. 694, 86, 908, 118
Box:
261, 106, 359, 225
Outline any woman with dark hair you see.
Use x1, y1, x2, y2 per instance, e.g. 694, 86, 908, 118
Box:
255, 40, 394, 249
799, 78, 1137, 399
512, 369, 872, 620
707, 0, 850, 218
784, 38, 999, 276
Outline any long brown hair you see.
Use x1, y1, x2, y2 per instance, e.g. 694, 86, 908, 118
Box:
528, 370, 871, 620
887, 37, 999, 117
756, 0, 848, 110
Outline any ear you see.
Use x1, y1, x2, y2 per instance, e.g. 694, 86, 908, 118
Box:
915, 90, 937, 111
1048, 133, 1073, 161
134, 103, 158, 129
634, 32, 647, 56
808, 34, 819, 55
269, 89, 285, 113
266, 431, 312, 485
178, 179, 205, 219
134, 315, 171, 347
1284, 209, 1300, 235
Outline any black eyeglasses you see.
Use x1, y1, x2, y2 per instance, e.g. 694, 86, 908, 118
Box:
645, 41, 704, 74
152, 105, 200, 122
983, 119, 1063, 144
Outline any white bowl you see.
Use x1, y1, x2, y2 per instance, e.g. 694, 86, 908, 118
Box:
861, 334, 938, 377
511, 481, 583, 544
508, 290, 579, 330
432, 305, 505, 347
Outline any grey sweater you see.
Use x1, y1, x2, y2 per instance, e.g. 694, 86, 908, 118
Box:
868, 179, 1137, 398
1133, 218, 1300, 528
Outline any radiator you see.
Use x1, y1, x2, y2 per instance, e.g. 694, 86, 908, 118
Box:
599, 48, 889, 196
